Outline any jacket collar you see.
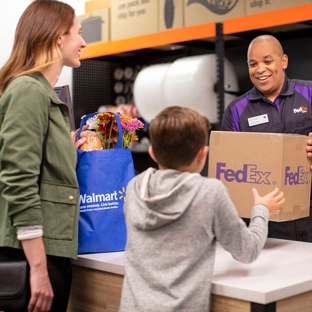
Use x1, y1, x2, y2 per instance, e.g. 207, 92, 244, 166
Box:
29, 72, 65, 105
249, 75, 294, 101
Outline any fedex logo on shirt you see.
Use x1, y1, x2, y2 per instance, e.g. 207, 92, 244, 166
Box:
293, 106, 308, 114
215, 163, 271, 184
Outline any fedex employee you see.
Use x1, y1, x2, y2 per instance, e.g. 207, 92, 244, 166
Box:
221, 34, 312, 242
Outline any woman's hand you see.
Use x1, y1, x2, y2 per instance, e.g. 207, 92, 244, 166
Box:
27, 266, 54, 312
71, 125, 88, 149
21, 238, 54, 312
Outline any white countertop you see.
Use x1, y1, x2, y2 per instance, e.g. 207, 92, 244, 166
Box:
72, 238, 312, 304
73, 250, 125, 275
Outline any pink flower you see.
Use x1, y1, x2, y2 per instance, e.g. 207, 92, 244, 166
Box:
83, 112, 144, 150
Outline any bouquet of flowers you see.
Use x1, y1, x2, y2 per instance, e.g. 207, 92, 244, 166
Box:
79, 112, 144, 151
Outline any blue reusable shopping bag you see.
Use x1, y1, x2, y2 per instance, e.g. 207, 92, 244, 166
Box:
76, 112, 135, 254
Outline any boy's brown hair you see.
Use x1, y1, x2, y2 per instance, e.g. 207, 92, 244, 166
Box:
149, 106, 210, 169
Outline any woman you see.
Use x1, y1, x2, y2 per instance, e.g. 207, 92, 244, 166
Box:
0, 1, 87, 311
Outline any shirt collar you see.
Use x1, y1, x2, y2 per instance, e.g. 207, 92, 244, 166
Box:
249, 75, 294, 101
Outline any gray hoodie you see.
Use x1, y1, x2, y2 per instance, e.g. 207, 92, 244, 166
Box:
119, 167, 269, 312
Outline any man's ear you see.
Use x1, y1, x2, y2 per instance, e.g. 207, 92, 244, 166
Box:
197, 146, 208, 165
282, 54, 288, 70
148, 146, 158, 163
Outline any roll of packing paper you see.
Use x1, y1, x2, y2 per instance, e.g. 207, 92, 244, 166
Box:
133, 54, 239, 123
133, 63, 171, 123
164, 54, 239, 123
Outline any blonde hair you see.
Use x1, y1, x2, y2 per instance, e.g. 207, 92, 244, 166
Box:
0, 0, 75, 97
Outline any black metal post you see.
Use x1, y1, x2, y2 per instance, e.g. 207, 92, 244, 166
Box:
215, 22, 225, 129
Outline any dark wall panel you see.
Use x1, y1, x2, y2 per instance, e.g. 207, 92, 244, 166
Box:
73, 59, 118, 128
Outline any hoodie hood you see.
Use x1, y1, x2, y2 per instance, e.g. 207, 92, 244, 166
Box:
128, 168, 200, 231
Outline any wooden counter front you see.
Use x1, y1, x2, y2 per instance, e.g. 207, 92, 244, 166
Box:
68, 265, 123, 312
68, 239, 312, 312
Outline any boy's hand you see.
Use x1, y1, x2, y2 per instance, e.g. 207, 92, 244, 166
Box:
252, 187, 285, 216
307, 132, 312, 170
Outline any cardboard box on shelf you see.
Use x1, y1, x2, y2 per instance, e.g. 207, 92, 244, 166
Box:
111, 0, 158, 41
184, 0, 245, 27
159, 0, 184, 32
79, 8, 110, 44
85, 0, 111, 13
245, 0, 312, 16
208, 131, 311, 222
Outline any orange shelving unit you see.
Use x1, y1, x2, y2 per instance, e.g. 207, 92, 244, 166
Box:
223, 3, 312, 34
80, 3, 312, 60
80, 22, 216, 60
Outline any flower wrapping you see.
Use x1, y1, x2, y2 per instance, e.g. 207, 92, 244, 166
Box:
79, 112, 144, 151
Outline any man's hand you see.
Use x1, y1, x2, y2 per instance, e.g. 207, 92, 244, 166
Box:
307, 132, 312, 170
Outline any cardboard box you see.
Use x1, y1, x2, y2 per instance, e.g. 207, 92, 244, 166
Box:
85, 0, 111, 13
184, 0, 245, 27
246, 0, 312, 16
208, 131, 311, 221
159, 0, 184, 32
111, 0, 158, 41
78, 9, 110, 44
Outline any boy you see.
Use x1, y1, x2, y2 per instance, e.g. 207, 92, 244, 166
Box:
119, 106, 285, 312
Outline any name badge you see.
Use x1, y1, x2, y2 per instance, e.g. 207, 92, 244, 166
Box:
248, 114, 269, 127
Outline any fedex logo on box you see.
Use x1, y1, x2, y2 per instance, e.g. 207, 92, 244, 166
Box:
208, 131, 311, 221
215, 163, 310, 186
285, 166, 310, 185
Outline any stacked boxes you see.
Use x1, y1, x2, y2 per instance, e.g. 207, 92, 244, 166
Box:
246, 0, 312, 16
81, 0, 312, 41
110, 0, 158, 41
159, 0, 184, 32
78, 8, 110, 43
184, 0, 245, 27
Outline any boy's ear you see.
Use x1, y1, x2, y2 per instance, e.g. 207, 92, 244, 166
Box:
148, 146, 158, 163
197, 146, 208, 164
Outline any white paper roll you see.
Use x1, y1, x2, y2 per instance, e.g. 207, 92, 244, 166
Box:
164, 54, 238, 123
133, 63, 171, 123
133, 54, 239, 123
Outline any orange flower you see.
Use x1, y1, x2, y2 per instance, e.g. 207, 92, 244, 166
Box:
85, 112, 144, 150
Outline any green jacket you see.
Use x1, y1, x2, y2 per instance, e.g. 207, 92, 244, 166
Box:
0, 72, 80, 259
